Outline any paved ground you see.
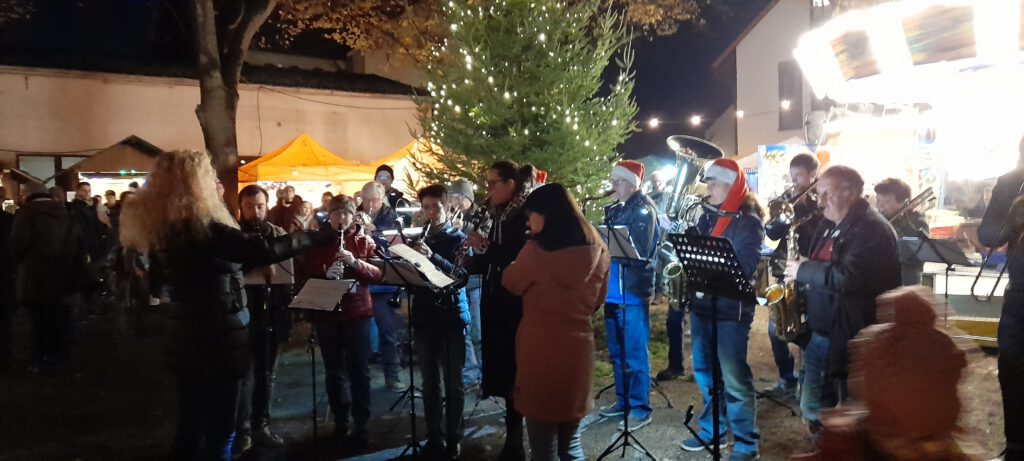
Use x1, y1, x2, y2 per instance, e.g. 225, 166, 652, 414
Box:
0, 301, 1006, 460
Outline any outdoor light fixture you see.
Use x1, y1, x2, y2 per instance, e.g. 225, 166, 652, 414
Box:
648, 117, 660, 128
735, 110, 745, 119
780, 100, 792, 110
689, 115, 702, 126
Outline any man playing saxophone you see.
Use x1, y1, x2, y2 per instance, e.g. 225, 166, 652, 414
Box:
763, 153, 821, 399
783, 165, 900, 437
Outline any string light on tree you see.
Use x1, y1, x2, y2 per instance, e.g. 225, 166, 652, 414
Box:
411, 0, 638, 205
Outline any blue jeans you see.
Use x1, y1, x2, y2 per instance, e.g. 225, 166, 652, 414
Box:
172, 377, 240, 461
415, 325, 466, 446
316, 318, 371, 429
371, 292, 405, 384
767, 322, 798, 386
462, 276, 483, 386
525, 419, 584, 461
690, 314, 759, 455
666, 306, 686, 372
799, 332, 830, 423
604, 303, 652, 419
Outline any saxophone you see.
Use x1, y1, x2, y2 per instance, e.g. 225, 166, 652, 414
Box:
763, 214, 812, 342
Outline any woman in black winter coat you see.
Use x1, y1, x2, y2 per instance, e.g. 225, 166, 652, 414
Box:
120, 150, 331, 461
467, 161, 536, 461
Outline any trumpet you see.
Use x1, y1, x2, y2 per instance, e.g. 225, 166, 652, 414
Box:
767, 179, 818, 227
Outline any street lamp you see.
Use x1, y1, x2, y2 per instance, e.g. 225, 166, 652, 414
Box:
689, 115, 702, 127
648, 117, 661, 129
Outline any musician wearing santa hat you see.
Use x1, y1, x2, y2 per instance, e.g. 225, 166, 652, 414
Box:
678, 158, 765, 461
597, 160, 661, 432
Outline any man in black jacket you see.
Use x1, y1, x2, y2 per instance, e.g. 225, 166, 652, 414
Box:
409, 184, 470, 460
785, 165, 900, 432
233, 185, 292, 453
978, 144, 1024, 460
874, 178, 931, 286
763, 153, 821, 398
12, 182, 82, 372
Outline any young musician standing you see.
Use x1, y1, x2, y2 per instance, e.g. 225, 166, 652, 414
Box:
300, 196, 382, 448
763, 153, 821, 399
873, 178, 930, 286
678, 159, 764, 461
599, 160, 661, 432
408, 185, 471, 459
978, 140, 1024, 461
784, 166, 900, 436
465, 161, 532, 460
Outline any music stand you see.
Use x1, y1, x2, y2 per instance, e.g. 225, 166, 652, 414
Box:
906, 235, 972, 325
595, 225, 657, 461
288, 277, 357, 461
667, 233, 757, 461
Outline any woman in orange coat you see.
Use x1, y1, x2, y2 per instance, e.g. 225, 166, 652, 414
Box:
502, 183, 610, 461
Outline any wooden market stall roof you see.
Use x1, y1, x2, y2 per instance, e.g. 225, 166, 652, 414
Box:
67, 135, 163, 174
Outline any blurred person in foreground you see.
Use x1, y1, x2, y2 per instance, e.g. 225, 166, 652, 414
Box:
502, 183, 610, 461
119, 150, 331, 460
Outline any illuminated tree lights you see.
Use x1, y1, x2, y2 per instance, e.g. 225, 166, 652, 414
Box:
411, 0, 639, 200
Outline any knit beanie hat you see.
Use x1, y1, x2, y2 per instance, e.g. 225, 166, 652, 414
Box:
612, 160, 644, 188
449, 179, 475, 198
328, 195, 356, 215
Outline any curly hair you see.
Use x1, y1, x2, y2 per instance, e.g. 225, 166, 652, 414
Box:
120, 149, 238, 250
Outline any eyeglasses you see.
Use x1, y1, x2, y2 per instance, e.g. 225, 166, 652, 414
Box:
610, 178, 627, 186
485, 179, 508, 189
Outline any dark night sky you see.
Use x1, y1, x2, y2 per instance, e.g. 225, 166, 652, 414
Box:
0, 0, 772, 158
622, 0, 771, 158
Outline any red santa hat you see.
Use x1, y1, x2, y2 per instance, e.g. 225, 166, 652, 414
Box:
611, 160, 645, 188
703, 158, 748, 237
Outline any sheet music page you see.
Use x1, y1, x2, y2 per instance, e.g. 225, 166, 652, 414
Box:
289, 279, 355, 311
388, 243, 456, 288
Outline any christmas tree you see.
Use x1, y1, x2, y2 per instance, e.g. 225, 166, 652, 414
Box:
411, 0, 639, 201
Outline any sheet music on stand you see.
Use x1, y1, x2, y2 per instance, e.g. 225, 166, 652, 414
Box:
388, 243, 456, 289
243, 259, 295, 286
598, 225, 641, 260
289, 279, 356, 311
367, 258, 429, 287
667, 233, 756, 304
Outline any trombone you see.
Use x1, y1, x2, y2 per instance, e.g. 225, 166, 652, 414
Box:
888, 188, 935, 224
767, 179, 818, 228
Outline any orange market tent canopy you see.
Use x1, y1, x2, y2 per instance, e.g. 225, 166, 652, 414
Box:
238, 133, 442, 196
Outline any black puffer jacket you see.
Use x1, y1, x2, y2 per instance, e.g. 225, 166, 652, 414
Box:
796, 198, 901, 379
159, 222, 317, 380
11, 194, 81, 304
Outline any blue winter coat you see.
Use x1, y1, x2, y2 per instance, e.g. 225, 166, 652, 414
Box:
689, 204, 765, 323
603, 191, 660, 305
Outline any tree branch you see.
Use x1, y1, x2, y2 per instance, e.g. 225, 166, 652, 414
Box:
221, 0, 278, 94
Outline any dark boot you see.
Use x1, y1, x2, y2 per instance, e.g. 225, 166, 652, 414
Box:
252, 419, 284, 447
497, 407, 525, 461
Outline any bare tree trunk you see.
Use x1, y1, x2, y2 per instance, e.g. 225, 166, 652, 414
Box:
190, 0, 277, 211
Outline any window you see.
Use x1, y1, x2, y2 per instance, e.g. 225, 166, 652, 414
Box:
778, 61, 804, 131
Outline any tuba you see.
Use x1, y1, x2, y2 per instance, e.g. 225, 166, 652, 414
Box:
763, 213, 815, 342
660, 136, 724, 308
